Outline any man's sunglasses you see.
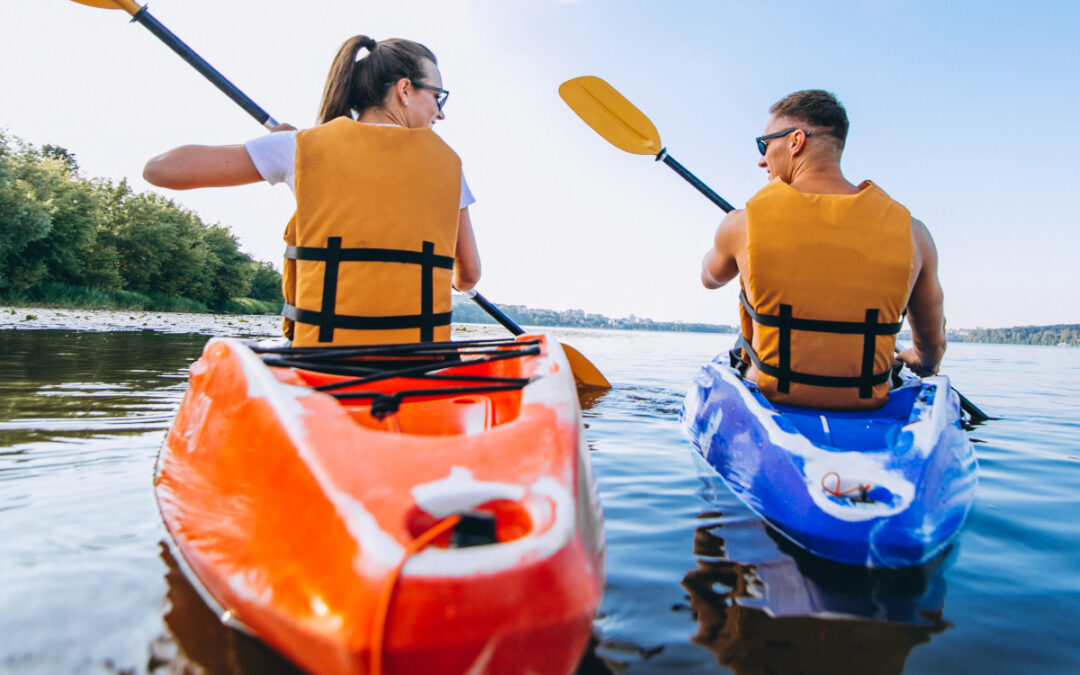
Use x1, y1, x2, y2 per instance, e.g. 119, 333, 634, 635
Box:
756, 128, 810, 155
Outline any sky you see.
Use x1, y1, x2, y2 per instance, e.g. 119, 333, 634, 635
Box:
3, 0, 1078, 329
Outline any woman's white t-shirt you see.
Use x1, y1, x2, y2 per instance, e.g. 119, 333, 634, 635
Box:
244, 129, 475, 209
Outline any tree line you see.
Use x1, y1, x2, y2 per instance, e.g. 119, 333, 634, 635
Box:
0, 130, 282, 313
450, 296, 738, 333
964, 325, 1080, 347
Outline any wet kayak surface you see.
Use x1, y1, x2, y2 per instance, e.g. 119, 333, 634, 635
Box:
2, 319, 1079, 673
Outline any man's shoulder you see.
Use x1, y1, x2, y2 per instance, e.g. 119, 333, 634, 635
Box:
718, 207, 748, 233
909, 216, 930, 238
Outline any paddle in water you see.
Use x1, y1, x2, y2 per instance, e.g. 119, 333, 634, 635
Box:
560, 75, 989, 416
461, 290, 611, 389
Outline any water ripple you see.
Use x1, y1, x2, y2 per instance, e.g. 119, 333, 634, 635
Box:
2, 331, 1079, 673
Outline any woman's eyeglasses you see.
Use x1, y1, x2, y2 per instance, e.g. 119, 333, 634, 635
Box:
409, 81, 449, 111
383, 80, 450, 111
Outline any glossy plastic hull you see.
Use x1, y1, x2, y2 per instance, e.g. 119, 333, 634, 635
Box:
155, 336, 604, 674
682, 356, 976, 568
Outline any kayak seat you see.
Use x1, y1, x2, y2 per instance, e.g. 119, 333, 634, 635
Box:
261, 339, 536, 435
746, 379, 925, 451
345, 394, 493, 436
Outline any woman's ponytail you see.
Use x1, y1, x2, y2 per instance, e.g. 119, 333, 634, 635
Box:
318, 35, 374, 123
317, 35, 438, 124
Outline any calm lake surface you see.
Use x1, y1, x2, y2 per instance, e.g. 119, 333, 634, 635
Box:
2, 324, 1079, 674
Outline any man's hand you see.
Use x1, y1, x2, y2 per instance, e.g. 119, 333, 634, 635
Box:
896, 346, 937, 377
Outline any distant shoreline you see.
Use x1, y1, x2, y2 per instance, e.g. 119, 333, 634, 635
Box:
3, 305, 1077, 346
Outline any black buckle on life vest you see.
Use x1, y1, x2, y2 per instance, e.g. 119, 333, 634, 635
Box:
283, 238, 454, 342
739, 291, 903, 399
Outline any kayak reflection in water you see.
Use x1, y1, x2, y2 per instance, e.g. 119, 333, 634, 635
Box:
680, 516, 951, 675
700, 89, 946, 412
144, 34, 481, 348
156, 541, 301, 674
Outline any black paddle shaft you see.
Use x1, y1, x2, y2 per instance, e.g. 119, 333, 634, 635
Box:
655, 149, 736, 212
469, 291, 525, 336
131, 6, 278, 128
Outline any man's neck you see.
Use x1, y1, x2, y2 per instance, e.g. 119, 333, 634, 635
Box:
785, 162, 860, 195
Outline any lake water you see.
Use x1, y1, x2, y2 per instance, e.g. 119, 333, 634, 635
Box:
1, 324, 1079, 674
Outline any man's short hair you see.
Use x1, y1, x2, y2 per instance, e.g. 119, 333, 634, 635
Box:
770, 90, 849, 148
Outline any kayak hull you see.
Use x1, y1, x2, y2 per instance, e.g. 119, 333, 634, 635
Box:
155, 336, 604, 674
681, 356, 977, 568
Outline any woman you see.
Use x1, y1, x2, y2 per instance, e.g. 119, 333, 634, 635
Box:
144, 35, 480, 346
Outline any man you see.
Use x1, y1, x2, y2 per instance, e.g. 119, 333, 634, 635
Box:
700, 90, 946, 410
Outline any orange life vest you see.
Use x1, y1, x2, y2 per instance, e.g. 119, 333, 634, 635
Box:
280, 118, 461, 346
740, 178, 913, 410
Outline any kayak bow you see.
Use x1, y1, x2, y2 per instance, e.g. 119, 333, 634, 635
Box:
682, 355, 977, 568
155, 335, 604, 674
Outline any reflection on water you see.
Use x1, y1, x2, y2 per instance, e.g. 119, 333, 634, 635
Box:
0, 330, 207, 447
0, 329, 212, 674
158, 542, 301, 674
3, 330, 1080, 673
682, 514, 949, 675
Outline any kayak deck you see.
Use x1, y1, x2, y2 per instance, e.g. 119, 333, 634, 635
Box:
260, 338, 538, 435
155, 335, 605, 675
682, 356, 977, 568
754, 380, 925, 451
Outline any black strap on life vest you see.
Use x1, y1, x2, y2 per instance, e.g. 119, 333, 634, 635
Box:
283, 237, 454, 343
253, 337, 541, 420
738, 290, 903, 399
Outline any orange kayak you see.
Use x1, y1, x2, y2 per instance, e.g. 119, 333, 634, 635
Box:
155, 335, 605, 674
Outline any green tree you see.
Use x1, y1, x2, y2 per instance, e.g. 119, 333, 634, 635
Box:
0, 133, 54, 289
249, 260, 284, 302
202, 224, 253, 308
102, 185, 215, 302
41, 145, 79, 173
2, 131, 310, 312
11, 154, 122, 292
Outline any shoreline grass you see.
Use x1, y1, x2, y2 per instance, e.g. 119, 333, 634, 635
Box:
0, 283, 282, 316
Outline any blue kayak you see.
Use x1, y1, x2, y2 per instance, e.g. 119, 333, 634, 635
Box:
681, 355, 978, 568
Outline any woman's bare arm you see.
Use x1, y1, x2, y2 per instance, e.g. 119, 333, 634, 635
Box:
453, 206, 481, 291
143, 144, 263, 190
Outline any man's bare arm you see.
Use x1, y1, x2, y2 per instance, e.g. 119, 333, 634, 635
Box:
898, 218, 947, 375
701, 209, 746, 289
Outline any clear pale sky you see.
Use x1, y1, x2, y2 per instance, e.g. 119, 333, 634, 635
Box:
3, 0, 1078, 329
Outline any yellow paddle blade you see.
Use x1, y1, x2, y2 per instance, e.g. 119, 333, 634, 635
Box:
69, 0, 141, 13
562, 344, 612, 390
559, 76, 662, 156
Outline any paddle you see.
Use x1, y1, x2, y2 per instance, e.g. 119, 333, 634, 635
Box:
461, 290, 611, 390
560, 75, 989, 419
894, 345, 990, 424
72, 0, 611, 390
559, 76, 735, 213
69, 0, 279, 129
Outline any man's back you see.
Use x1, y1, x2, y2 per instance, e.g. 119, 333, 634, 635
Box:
739, 178, 913, 409
700, 89, 947, 409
